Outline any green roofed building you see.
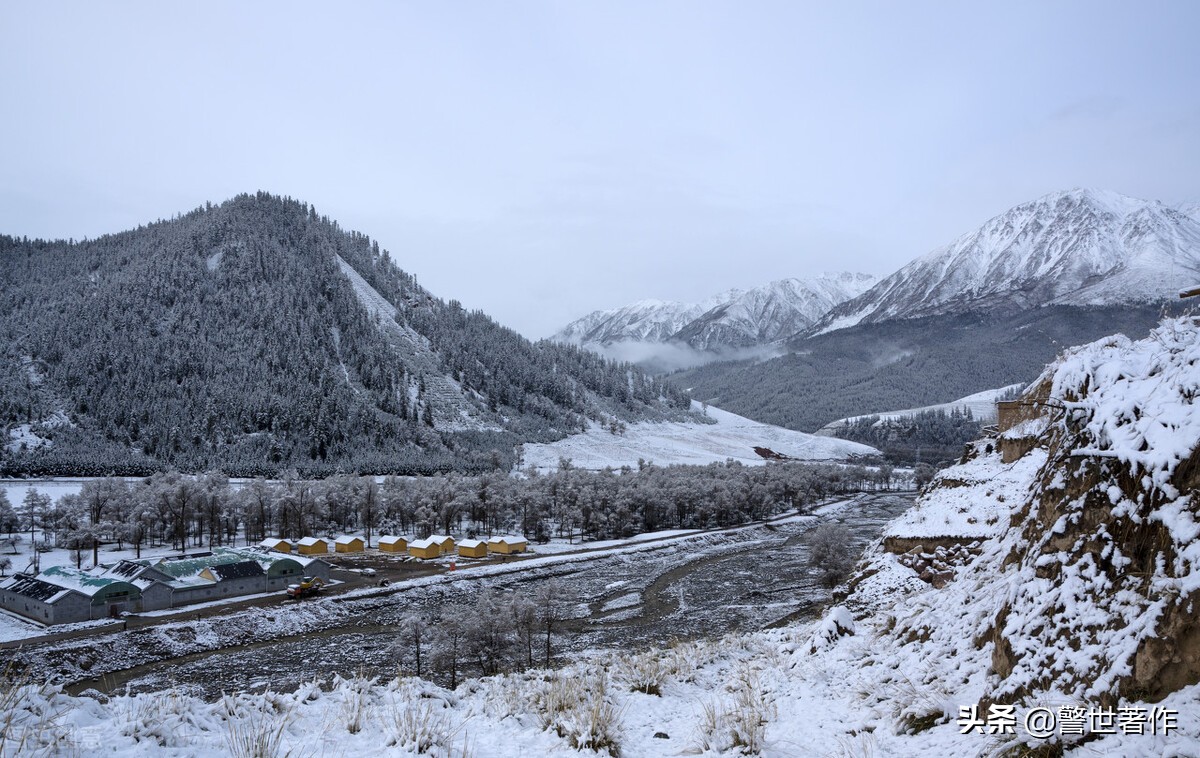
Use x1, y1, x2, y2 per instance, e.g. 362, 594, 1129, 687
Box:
0, 565, 142, 624
0, 547, 332, 625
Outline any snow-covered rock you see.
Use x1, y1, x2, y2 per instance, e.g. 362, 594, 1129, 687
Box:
838, 314, 1200, 752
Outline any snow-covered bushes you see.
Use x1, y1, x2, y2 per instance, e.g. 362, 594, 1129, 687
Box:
0, 676, 70, 755
535, 671, 624, 756
221, 699, 291, 758
693, 664, 777, 755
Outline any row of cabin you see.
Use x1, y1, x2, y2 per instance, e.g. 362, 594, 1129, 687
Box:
257, 534, 529, 562
381, 534, 528, 560
0, 547, 332, 626
259, 536, 366, 555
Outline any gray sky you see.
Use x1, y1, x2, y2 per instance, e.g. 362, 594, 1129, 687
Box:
2, 2, 1198, 339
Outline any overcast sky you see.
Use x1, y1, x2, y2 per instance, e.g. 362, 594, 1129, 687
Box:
2, 2, 1198, 339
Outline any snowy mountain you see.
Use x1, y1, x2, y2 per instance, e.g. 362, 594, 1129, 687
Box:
0, 193, 696, 476
673, 272, 878, 350
813, 189, 1200, 334
550, 296, 728, 346
553, 272, 877, 351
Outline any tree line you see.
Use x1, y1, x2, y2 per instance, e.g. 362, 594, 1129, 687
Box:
830, 408, 984, 466
0, 459, 898, 571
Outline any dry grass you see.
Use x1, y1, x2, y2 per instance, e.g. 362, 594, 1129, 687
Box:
692, 664, 777, 755
0, 665, 70, 756
535, 671, 624, 756
222, 703, 292, 758
333, 672, 378, 735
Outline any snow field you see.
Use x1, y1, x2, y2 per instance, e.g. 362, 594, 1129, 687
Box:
520, 401, 877, 473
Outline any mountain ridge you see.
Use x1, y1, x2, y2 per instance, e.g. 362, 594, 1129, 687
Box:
553, 272, 877, 352
0, 193, 697, 477
811, 188, 1200, 335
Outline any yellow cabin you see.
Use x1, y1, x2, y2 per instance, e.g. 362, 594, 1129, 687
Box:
487, 536, 528, 555
456, 539, 487, 559
378, 535, 408, 554
259, 538, 291, 553
335, 535, 365, 553
408, 538, 441, 560
296, 537, 330, 555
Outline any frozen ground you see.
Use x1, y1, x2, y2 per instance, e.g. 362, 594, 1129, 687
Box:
520, 401, 878, 473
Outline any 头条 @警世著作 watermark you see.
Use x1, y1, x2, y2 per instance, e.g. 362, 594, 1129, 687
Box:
957, 703, 1177, 739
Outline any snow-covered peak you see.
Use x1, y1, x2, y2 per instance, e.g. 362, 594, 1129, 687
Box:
674, 272, 878, 349
813, 189, 1200, 334
551, 298, 711, 346
553, 272, 877, 350
1178, 201, 1200, 223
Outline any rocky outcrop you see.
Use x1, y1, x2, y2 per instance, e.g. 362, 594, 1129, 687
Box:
850, 316, 1200, 747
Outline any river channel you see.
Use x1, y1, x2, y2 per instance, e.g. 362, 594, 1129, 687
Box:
71, 492, 914, 698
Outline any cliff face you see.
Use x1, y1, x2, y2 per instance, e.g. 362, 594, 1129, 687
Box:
852, 315, 1200, 748
983, 317, 1200, 705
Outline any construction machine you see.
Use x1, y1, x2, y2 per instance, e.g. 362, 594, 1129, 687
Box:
285, 576, 325, 599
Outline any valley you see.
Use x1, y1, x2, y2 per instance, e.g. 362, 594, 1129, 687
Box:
19, 493, 911, 699
3, 5, 1198, 754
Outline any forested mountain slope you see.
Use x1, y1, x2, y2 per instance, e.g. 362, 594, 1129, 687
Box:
0, 193, 695, 476
674, 189, 1198, 435
674, 304, 1179, 434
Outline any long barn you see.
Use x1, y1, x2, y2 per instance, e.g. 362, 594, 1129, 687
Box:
0, 547, 332, 626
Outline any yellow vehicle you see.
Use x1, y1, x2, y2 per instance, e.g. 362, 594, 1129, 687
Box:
285, 576, 325, 599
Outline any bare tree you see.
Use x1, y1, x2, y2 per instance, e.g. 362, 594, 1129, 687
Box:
356, 476, 380, 548
0, 490, 18, 539
807, 522, 856, 587
510, 593, 538, 670
534, 579, 569, 668
396, 612, 428, 677
21, 489, 51, 558
465, 592, 514, 676
430, 616, 466, 690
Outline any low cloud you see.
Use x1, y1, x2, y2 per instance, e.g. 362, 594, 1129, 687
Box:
588, 339, 787, 374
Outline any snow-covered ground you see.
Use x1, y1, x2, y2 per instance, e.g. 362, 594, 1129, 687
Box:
521, 402, 877, 473
883, 447, 1045, 540
12, 320, 1200, 755
816, 383, 1024, 435
0, 477, 101, 508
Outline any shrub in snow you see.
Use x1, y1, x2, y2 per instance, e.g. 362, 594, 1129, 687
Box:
810, 605, 855, 653
808, 522, 857, 587
692, 664, 776, 755
221, 701, 290, 758
0, 678, 70, 755
385, 694, 459, 754
535, 671, 623, 756
334, 672, 378, 735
